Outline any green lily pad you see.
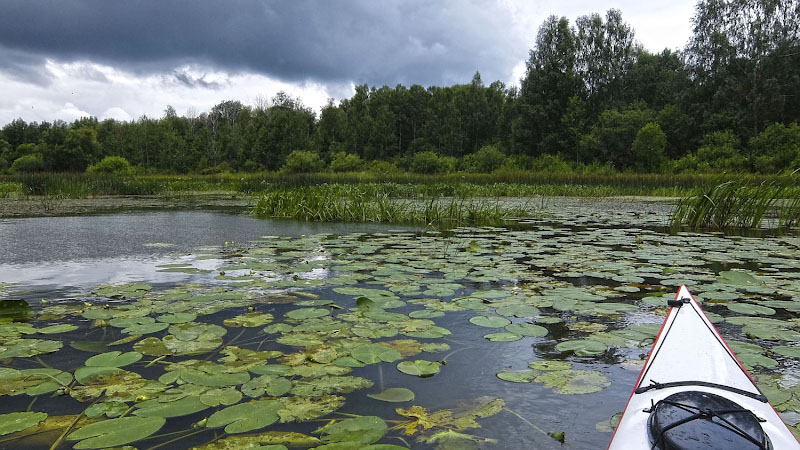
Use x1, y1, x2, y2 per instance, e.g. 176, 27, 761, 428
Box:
718, 271, 762, 285
66, 416, 166, 449
241, 375, 292, 398
0, 411, 47, 436
224, 312, 275, 327
483, 332, 523, 342
157, 312, 197, 324
0, 338, 62, 358
535, 369, 611, 394
408, 310, 444, 319
529, 360, 572, 371
555, 340, 608, 356
397, 360, 440, 377
286, 308, 330, 320
75, 366, 122, 384
469, 315, 511, 328
134, 396, 209, 418
200, 387, 243, 407
351, 344, 402, 364
207, 400, 282, 434
505, 323, 548, 337
36, 324, 79, 334
319, 416, 387, 446
497, 370, 537, 383
86, 351, 143, 368
367, 388, 415, 402
726, 303, 776, 315
772, 346, 800, 358
495, 305, 540, 318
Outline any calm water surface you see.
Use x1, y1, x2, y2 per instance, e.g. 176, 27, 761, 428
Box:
1, 205, 797, 449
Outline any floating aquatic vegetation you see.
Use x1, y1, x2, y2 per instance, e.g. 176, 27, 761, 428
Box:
0, 412, 47, 436
8, 200, 800, 448
368, 387, 416, 403
66, 416, 166, 449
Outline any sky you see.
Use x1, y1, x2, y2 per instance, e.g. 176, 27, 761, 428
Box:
0, 0, 698, 126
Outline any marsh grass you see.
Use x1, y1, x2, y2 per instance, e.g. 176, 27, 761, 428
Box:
671, 177, 800, 230
253, 184, 528, 227
0, 172, 770, 198
0, 181, 25, 198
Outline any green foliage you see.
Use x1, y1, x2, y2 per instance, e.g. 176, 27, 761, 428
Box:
410, 151, 453, 174
367, 160, 400, 174
749, 123, 800, 173
329, 151, 363, 172
580, 102, 656, 169
10, 153, 46, 173
460, 144, 506, 173
671, 178, 787, 230
86, 156, 134, 175
631, 122, 667, 172
281, 150, 324, 174
696, 130, 746, 171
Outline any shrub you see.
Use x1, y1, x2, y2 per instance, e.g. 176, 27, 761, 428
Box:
460, 144, 506, 173
86, 156, 134, 175
696, 130, 746, 171
748, 122, 800, 173
410, 151, 452, 174
10, 154, 46, 173
631, 122, 667, 172
281, 150, 324, 174
367, 160, 399, 174
329, 152, 363, 172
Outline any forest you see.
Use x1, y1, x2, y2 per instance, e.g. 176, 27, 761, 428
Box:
1, 0, 799, 176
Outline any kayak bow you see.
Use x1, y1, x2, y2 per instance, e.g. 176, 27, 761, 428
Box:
607, 285, 800, 449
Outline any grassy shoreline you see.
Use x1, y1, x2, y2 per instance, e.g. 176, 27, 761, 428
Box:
3, 171, 799, 199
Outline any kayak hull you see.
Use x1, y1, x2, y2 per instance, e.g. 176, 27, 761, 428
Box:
607, 285, 800, 449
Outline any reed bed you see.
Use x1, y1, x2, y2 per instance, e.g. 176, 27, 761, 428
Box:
252, 184, 528, 227
3, 172, 783, 198
671, 177, 800, 230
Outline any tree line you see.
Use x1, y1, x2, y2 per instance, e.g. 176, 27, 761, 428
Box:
2, 0, 799, 175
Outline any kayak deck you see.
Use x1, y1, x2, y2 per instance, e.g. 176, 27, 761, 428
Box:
608, 285, 800, 449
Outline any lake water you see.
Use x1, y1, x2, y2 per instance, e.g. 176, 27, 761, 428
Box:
1, 203, 799, 449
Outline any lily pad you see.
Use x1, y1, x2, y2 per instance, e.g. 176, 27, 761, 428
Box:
397, 360, 440, 377
496, 370, 537, 383
555, 340, 608, 356
535, 369, 611, 394
483, 332, 523, 342
0, 411, 47, 436
469, 315, 511, 328
200, 387, 243, 407
319, 416, 387, 446
207, 400, 282, 434
134, 396, 209, 418
351, 344, 402, 364
85, 351, 143, 368
36, 324, 79, 334
286, 308, 330, 320
505, 323, 548, 337
726, 303, 776, 316
66, 416, 166, 449
367, 387, 415, 402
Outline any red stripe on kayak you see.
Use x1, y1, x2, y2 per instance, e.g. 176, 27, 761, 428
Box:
605, 286, 677, 449
688, 286, 800, 444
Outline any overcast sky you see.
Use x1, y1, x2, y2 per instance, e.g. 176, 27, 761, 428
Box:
0, 0, 697, 126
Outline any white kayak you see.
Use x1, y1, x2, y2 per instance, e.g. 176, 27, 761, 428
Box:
608, 285, 800, 449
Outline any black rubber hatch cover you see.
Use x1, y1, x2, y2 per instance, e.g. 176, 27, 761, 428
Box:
648, 390, 771, 450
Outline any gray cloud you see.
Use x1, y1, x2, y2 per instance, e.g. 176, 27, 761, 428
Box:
0, 0, 528, 87
0, 46, 52, 85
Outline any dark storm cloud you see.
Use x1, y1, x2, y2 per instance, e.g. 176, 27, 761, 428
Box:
0, 46, 52, 85
0, 0, 525, 86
